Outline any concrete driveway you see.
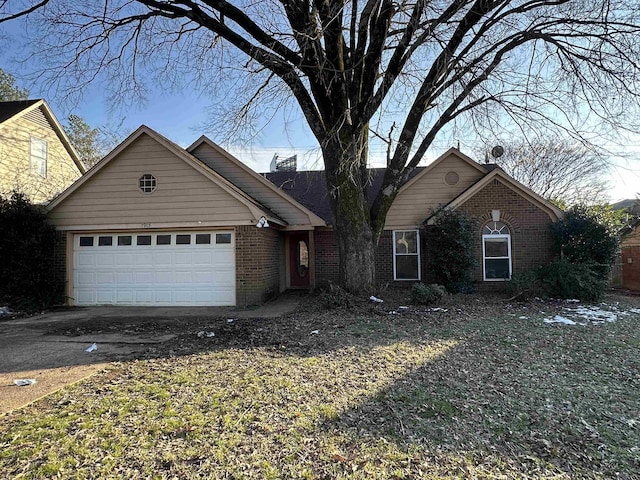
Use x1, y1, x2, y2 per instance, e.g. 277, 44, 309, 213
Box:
0, 296, 301, 415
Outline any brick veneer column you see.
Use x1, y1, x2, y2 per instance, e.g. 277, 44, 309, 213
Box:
235, 225, 282, 306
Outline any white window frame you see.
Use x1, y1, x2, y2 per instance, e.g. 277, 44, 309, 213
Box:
30, 137, 48, 178
482, 233, 512, 281
393, 229, 421, 281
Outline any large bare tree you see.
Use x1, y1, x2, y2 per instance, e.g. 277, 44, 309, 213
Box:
4, 0, 640, 292
482, 139, 611, 205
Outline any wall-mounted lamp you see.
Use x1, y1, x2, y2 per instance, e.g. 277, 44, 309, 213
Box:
491, 209, 501, 222
256, 216, 270, 228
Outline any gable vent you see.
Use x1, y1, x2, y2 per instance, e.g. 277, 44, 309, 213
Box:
23, 106, 53, 131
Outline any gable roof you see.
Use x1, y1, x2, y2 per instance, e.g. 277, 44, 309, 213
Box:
0, 99, 40, 124
265, 167, 425, 225
395, 147, 488, 196
429, 168, 564, 222
187, 136, 326, 227
0, 99, 86, 174
47, 125, 285, 225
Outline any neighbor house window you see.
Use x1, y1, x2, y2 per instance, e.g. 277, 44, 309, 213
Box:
482, 221, 512, 281
30, 137, 48, 177
393, 230, 420, 280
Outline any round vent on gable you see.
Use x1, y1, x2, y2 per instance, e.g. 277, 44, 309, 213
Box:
139, 174, 157, 193
444, 171, 460, 186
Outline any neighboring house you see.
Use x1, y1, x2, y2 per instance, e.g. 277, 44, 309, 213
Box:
621, 219, 640, 291
47, 125, 562, 306
0, 99, 85, 203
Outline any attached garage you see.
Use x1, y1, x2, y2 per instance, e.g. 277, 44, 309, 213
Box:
47, 126, 325, 306
72, 231, 235, 306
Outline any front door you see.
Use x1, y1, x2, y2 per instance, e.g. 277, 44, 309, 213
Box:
289, 232, 310, 288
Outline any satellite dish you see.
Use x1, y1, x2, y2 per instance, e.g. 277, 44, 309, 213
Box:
491, 145, 504, 159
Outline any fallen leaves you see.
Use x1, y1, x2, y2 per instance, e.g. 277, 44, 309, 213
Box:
1, 292, 640, 479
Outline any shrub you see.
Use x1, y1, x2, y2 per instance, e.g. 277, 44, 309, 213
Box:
423, 208, 475, 293
540, 258, 608, 302
318, 283, 357, 309
551, 204, 621, 280
507, 268, 543, 300
0, 192, 63, 310
412, 283, 447, 305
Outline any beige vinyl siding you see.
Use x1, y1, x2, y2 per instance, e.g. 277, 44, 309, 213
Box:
49, 133, 254, 227
191, 142, 311, 225
385, 154, 485, 228
0, 107, 81, 203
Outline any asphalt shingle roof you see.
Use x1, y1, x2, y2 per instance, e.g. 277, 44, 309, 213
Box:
264, 167, 425, 224
0, 99, 40, 124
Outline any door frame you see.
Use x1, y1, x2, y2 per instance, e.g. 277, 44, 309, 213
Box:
285, 230, 315, 289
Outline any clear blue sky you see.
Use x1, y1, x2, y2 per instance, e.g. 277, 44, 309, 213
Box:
1, 16, 638, 201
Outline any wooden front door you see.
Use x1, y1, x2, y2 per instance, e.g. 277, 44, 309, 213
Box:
289, 232, 310, 288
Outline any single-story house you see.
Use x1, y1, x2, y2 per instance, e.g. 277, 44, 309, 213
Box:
621, 219, 640, 291
47, 125, 563, 306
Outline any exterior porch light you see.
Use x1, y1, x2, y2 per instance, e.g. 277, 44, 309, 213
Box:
256, 216, 269, 228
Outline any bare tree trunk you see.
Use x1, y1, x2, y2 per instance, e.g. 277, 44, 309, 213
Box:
322, 126, 377, 293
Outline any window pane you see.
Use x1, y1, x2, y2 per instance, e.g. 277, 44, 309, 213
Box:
176, 234, 191, 245
196, 234, 211, 244
485, 259, 510, 279
394, 231, 417, 254
396, 256, 419, 280
118, 235, 132, 246
297, 240, 309, 277
79, 236, 94, 247
30, 138, 47, 177
484, 237, 508, 257
137, 235, 152, 246
156, 235, 171, 245
216, 233, 232, 244
98, 236, 112, 246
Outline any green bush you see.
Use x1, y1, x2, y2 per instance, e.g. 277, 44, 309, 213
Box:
412, 283, 447, 305
423, 208, 475, 293
551, 204, 621, 280
507, 268, 543, 299
540, 258, 608, 302
0, 192, 63, 310
508, 259, 608, 302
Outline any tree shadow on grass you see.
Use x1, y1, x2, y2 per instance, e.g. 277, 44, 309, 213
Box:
315, 311, 640, 478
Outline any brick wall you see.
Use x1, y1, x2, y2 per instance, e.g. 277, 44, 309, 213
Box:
314, 229, 413, 288
622, 246, 640, 291
312, 179, 557, 292
236, 225, 282, 306
314, 230, 340, 288
375, 230, 394, 284
459, 179, 556, 290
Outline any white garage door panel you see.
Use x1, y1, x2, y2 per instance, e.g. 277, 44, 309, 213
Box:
73, 231, 235, 306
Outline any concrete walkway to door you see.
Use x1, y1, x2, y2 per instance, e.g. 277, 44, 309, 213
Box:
0, 293, 303, 415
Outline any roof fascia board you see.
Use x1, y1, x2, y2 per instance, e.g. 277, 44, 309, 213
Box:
38, 101, 86, 174
48, 126, 284, 225
188, 136, 326, 226
444, 169, 563, 221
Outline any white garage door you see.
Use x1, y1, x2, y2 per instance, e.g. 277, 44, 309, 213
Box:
73, 231, 235, 306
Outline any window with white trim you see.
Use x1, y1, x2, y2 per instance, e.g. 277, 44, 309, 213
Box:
393, 230, 420, 280
30, 137, 47, 177
482, 221, 512, 281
